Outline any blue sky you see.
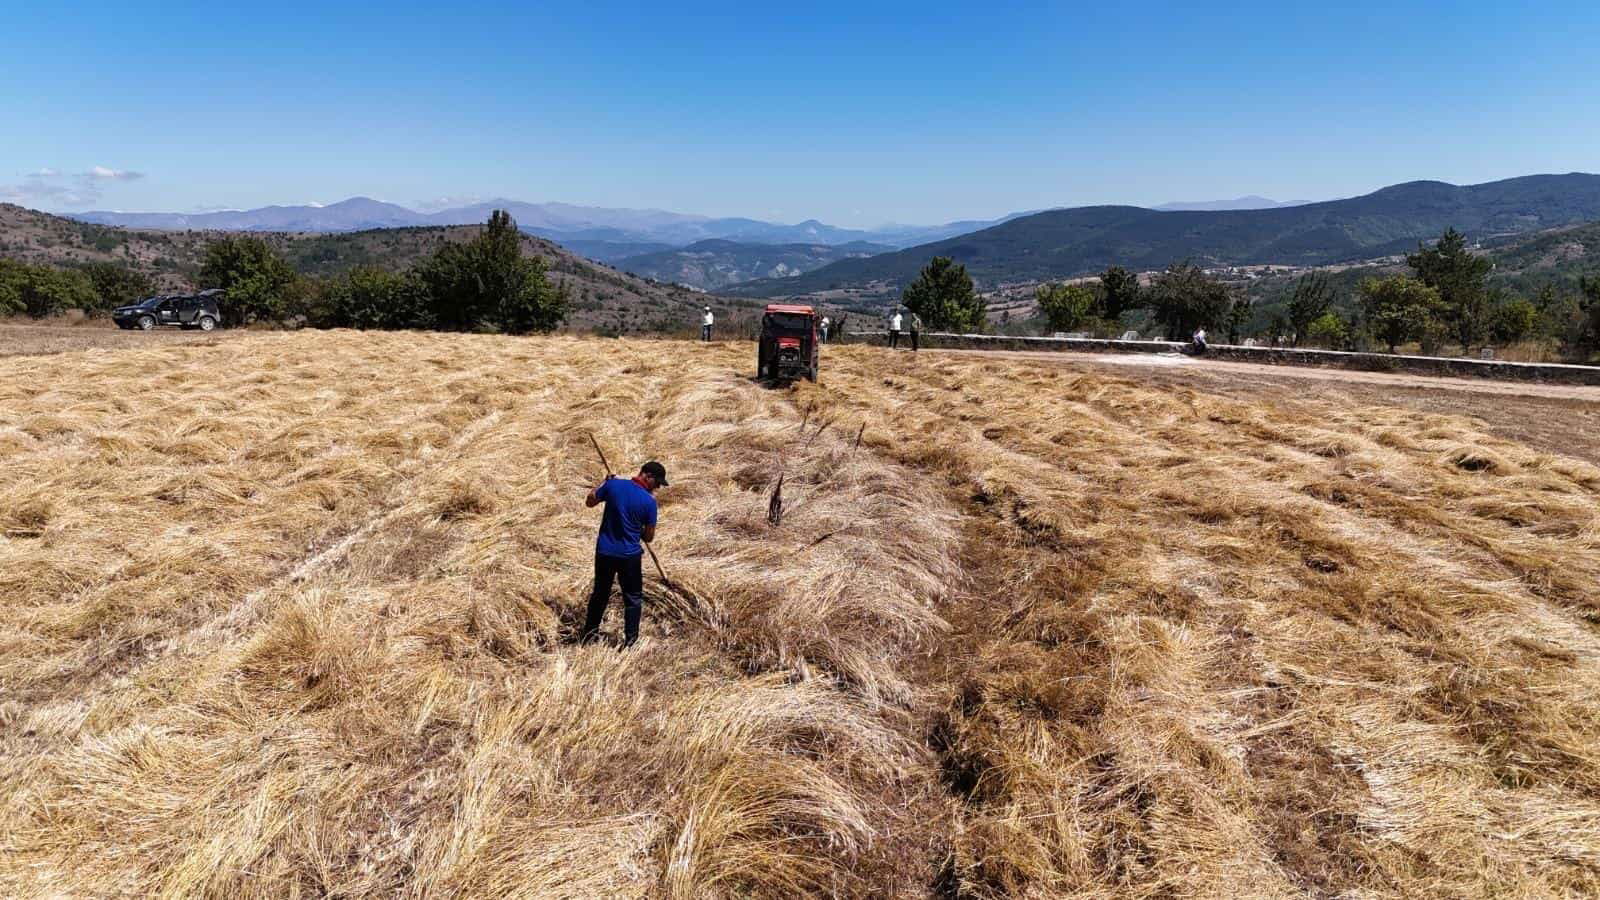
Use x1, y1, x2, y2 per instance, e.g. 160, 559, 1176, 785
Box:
3, 1, 1598, 225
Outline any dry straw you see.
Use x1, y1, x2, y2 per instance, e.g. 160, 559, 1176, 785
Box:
2, 331, 1597, 897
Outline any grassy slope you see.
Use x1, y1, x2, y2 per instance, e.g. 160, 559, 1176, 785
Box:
0, 204, 753, 331
734, 173, 1600, 298
3, 333, 1599, 897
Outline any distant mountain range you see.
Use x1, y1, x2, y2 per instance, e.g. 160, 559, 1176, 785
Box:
612, 239, 894, 290
1152, 196, 1311, 212
73, 199, 1032, 253
731, 173, 1600, 299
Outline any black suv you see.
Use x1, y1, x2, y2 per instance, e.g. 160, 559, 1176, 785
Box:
113, 290, 223, 331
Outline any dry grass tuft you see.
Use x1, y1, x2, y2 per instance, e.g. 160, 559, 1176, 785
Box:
2, 332, 1598, 897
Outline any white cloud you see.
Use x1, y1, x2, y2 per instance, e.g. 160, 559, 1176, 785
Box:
415, 194, 485, 212
85, 165, 144, 181
0, 164, 146, 208
0, 178, 97, 206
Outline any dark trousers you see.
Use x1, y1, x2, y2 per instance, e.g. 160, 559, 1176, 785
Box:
888, 329, 900, 348
702, 325, 712, 342
584, 553, 644, 645
910, 329, 919, 351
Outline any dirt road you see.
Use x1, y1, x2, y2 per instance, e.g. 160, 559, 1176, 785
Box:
933, 347, 1600, 464
0, 320, 234, 357
943, 348, 1600, 401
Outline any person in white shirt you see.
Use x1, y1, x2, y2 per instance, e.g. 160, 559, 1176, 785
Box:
820, 316, 830, 343
888, 309, 903, 348
1192, 327, 1208, 354
701, 307, 714, 342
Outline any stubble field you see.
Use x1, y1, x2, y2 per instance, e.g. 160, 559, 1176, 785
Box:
2, 331, 1598, 898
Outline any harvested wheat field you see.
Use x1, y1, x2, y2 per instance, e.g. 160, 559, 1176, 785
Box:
2, 331, 1599, 898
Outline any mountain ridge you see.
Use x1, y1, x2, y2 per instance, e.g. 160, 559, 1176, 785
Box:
730, 173, 1600, 299
73, 199, 1028, 251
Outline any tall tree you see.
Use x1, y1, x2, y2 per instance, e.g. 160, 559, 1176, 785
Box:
1224, 295, 1252, 344
1146, 262, 1234, 340
901, 256, 985, 332
1570, 275, 1600, 358
1359, 275, 1437, 353
1284, 271, 1336, 347
1407, 227, 1493, 350
417, 210, 567, 334
1097, 265, 1142, 321
1034, 282, 1096, 332
199, 236, 301, 325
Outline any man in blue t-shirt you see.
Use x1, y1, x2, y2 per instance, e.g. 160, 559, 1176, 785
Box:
582, 460, 667, 646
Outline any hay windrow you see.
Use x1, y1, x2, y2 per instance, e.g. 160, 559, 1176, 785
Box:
2, 332, 1598, 897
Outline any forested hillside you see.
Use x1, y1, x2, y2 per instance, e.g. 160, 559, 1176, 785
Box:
735, 173, 1600, 299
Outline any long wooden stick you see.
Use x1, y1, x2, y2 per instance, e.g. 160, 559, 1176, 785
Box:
645, 544, 668, 581
587, 432, 615, 479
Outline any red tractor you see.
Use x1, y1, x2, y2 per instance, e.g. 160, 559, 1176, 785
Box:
757, 303, 820, 382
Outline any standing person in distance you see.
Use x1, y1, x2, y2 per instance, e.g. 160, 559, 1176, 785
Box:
820, 315, 830, 343
909, 311, 922, 352
888, 307, 903, 349
701, 306, 714, 342
582, 460, 668, 648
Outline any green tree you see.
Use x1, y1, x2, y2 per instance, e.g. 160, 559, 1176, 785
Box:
1097, 265, 1142, 321
901, 256, 985, 332
1359, 275, 1438, 353
199, 236, 301, 325
322, 267, 432, 330
1224, 295, 1252, 344
1567, 276, 1600, 359
1034, 282, 1096, 332
0, 260, 98, 317
80, 262, 154, 312
1407, 227, 1493, 351
1306, 312, 1348, 348
1284, 271, 1335, 347
1146, 262, 1234, 340
416, 210, 567, 334
0, 259, 28, 316
1490, 296, 1538, 345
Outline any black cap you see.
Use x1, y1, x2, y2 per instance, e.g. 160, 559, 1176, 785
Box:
641, 461, 668, 486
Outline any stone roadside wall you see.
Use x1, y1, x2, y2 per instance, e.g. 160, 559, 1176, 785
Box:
834, 331, 1600, 387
